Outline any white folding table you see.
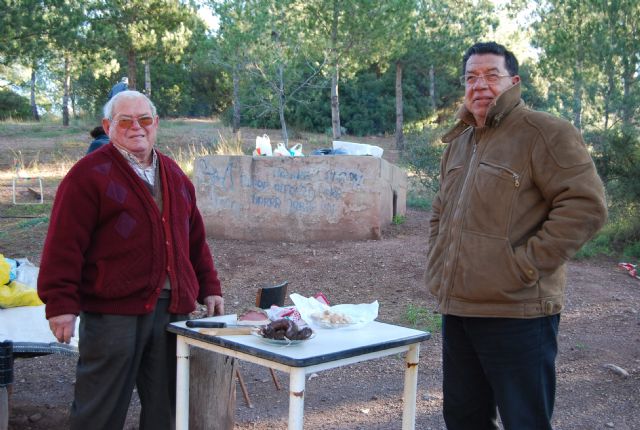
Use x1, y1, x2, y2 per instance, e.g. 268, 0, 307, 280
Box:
168, 316, 430, 430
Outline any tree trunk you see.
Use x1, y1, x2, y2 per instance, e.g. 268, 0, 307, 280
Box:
30, 65, 39, 121
622, 57, 632, 128
429, 65, 436, 111
278, 63, 288, 145
331, 65, 340, 139
572, 61, 582, 130
394, 61, 404, 150
144, 59, 151, 97
189, 348, 237, 430
62, 55, 70, 127
604, 65, 614, 130
232, 66, 241, 134
128, 48, 137, 90
330, 2, 341, 140
70, 81, 77, 119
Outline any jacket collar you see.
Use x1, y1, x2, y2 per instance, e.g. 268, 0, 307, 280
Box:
442, 83, 523, 143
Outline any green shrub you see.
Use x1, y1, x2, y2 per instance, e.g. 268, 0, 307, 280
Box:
392, 214, 406, 225
400, 128, 445, 195
0, 89, 31, 120
574, 234, 615, 259
622, 241, 640, 259
406, 190, 433, 210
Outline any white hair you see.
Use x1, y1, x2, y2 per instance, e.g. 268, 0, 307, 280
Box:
103, 90, 157, 120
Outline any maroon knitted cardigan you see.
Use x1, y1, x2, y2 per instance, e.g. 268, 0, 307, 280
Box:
37, 144, 221, 318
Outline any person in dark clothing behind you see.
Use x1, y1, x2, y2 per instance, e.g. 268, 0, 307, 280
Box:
108, 76, 129, 100
86, 125, 109, 154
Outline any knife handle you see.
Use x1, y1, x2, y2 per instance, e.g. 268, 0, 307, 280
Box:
186, 320, 227, 328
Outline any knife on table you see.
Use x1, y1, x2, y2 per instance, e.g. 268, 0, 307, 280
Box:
185, 320, 257, 336
185, 320, 227, 328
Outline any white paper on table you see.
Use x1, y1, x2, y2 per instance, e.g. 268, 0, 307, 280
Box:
289, 293, 378, 329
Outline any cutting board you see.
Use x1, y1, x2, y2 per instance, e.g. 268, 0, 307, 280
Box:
198, 327, 256, 336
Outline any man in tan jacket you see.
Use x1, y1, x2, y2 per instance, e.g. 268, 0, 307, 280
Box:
426, 42, 607, 429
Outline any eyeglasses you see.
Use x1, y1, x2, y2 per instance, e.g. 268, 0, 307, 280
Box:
112, 116, 154, 129
460, 73, 511, 86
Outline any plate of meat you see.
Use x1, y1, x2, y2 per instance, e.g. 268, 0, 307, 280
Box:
253, 318, 315, 345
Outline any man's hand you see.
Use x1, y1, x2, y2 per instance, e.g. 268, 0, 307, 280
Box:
203, 295, 224, 317
48, 314, 77, 344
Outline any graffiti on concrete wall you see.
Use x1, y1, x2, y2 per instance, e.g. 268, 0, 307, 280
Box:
196, 158, 367, 217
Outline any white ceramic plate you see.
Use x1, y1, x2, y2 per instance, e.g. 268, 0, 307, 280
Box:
251, 331, 315, 346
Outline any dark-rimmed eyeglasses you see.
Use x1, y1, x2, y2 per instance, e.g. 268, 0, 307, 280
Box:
113, 116, 154, 129
459, 74, 511, 86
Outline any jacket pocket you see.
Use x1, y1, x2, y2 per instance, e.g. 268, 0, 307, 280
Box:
425, 245, 444, 297
441, 165, 463, 196
92, 259, 137, 299
464, 161, 520, 236
452, 231, 538, 302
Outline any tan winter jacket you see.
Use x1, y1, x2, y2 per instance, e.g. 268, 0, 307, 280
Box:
426, 83, 607, 318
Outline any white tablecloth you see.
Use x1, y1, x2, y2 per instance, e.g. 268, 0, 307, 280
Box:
1, 255, 79, 355
0, 305, 79, 354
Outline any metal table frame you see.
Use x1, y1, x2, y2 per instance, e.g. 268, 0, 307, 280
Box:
168, 317, 430, 430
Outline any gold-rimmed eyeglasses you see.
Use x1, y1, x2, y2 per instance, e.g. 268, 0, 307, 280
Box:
112, 116, 154, 129
460, 74, 511, 86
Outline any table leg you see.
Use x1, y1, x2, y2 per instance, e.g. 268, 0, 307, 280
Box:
176, 337, 190, 430
288, 368, 306, 430
402, 344, 420, 430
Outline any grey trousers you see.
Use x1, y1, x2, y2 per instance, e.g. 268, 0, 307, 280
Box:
70, 298, 187, 430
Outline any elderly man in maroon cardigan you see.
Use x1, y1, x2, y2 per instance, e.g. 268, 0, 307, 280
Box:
37, 90, 224, 430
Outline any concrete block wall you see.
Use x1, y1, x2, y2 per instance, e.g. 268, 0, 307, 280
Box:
194, 155, 407, 242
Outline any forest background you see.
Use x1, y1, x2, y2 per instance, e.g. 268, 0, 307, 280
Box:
0, 0, 639, 258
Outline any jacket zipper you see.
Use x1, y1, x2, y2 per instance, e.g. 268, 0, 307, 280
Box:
442, 134, 482, 311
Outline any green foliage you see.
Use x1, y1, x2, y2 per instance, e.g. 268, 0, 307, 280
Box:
406, 190, 433, 210
1, 203, 52, 217
582, 127, 640, 257
405, 304, 441, 333
622, 242, 640, 259
392, 215, 406, 225
574, 234, 615, 259
400, 127, 447, 195
0, 89, 31, 120
18, 217, 49, 229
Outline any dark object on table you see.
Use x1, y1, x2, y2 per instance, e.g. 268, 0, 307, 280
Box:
186, 320, 226, 329
260, 319, 313, 341
256, 280, 288, 309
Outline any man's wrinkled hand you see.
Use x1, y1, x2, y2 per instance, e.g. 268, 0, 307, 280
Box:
48, 314, 77, 344
203, 295, 224, 317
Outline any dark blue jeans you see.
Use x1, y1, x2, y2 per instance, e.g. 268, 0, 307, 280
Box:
442, 314, 560, 430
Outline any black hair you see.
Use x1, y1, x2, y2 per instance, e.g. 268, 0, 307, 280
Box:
462, 41, 519, 76
90, 125, 106, 138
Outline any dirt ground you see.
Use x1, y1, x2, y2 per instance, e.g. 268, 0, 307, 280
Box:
1, 129, 639, 429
